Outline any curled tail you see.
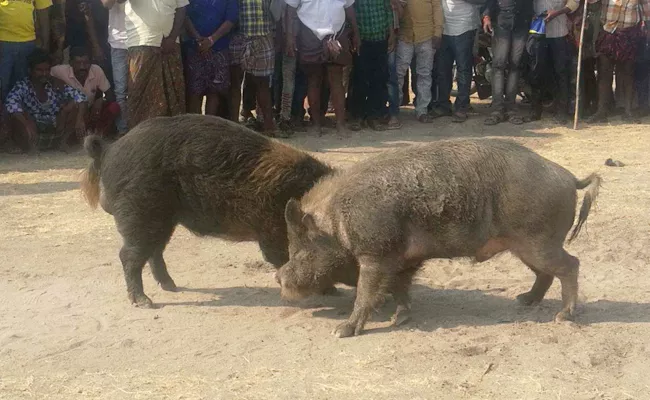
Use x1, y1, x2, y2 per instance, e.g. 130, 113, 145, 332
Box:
568, 173, 602, 243
79, 135, 107, 209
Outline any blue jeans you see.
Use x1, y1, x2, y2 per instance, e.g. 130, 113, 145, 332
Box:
387, 50, 399, 117
438, 30, 476, 112
111, 47, 128, 134
491, 25, 528, 113
0, 41, 36, 101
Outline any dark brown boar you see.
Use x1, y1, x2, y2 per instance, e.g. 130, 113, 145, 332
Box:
80, 114, 333, 308
276, 138, 601, 338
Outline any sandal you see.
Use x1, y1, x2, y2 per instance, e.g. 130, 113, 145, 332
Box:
508, 113, 525, 125
452, 111, 468, 123
348, 120, 362, 131
484, 112, 506, 126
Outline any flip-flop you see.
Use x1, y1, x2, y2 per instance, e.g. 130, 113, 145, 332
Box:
484, 112, 505, 126
387, 120, 402, 130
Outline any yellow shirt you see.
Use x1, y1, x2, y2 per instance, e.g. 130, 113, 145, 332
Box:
0, 0, 52, 42
399, 0, 444, 44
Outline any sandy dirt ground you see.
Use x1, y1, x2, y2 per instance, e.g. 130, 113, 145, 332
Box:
1, 101, 649, 400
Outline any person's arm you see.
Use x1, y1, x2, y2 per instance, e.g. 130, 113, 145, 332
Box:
432, 0, 444, 48
345, 4, 361, 54
198, 0, 237, 53
162, 2, 188, 52
36, 7, 51, 53
79, 2, 105, 61
185, 17, 202, 41
4, 84, 38, 137
545, 0, 578, 21
482, 0, 494, 33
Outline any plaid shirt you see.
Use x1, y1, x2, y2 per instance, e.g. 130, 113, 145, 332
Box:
601, 0, 650, 33
5, 79, 87, 125
238, 0, 274, 37
355, 0, 393, 41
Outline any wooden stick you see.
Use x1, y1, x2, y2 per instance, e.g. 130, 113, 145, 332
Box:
573, 0, 589, 130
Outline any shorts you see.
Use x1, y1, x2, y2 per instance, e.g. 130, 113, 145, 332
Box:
183, 47, 231, 96
229, 33, 275, 77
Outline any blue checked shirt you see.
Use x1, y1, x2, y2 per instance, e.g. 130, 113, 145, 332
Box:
5, 79, 87, 125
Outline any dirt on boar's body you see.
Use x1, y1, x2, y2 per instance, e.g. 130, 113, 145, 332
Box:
277, 138, 602, 338
80, 114, 333, 308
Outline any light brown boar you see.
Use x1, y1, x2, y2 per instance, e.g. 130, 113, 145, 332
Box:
276, 138, 601, 338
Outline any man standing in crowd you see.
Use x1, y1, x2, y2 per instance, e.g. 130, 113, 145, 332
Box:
230, 0, 277, 135
348, 0, 394, 131
123, 0, 188, 129
588, 0, 650, 123
482, 0, 532, 125
51, 46, 120, 138
394, 0, 444, 125
524, 0, 578, 124
4, 49, 87, 154
0, 0, 51, 101
432, 0, 479, 123
102, 0, 129, 135
183, 0, 238, 116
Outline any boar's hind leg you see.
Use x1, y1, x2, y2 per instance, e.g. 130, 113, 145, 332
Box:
515, 244, 580, 323
515, 261, 555, 306
117, 217, 175, 308
390, 266, 420, 327
149, 244, 177, 292
333, 256, 396, 338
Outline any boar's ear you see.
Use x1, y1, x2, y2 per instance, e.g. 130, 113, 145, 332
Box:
285, 198, 305, 230
301, 213, 319, 234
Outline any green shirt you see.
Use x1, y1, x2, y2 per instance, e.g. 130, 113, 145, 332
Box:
354, 0, 393, 41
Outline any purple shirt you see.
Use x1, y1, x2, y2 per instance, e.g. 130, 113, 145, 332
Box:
184, 0, 239, 51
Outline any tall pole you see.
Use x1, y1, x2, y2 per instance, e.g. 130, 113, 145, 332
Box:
573, 0, 589, 130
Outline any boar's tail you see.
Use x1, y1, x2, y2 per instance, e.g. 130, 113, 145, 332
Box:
568, 173, 602, 243
79, 135, 106, 210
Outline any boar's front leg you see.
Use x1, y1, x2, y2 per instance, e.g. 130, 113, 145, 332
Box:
333, 256, 397, 338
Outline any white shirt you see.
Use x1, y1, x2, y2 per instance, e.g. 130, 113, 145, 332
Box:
285, 0, 354, 41
124, 0, 189, 48
108, 2, 128, 49
442, 0, 479, 37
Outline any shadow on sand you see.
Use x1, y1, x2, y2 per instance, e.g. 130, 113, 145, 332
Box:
156, 284, 650, 335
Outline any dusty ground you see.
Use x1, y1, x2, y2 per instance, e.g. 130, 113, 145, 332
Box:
1, 101, 649, 400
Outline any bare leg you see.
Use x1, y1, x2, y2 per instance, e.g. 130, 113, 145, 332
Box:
205, 93, 220, 116
187, 94, 204, 114
9, 115, 37, 154
305, 64, 324, 134
327, 64, 346, 132
333, 256, 397, 338
229, 65, 244, 122
588, 55, 614, 122
252, 75, 276, 134
618, 60, 636, 120
57, 102, 78, 152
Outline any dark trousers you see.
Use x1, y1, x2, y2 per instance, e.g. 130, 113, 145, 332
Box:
438, 30, 476, 112
530, 36, 571, 116
242, 72, 256, 112
635, 61, 650, 110
349, 39, 389, 120
492, 25, 528, 112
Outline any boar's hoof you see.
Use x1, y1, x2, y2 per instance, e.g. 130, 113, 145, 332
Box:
321, 286, 339, 296
391, 307, 411, 327
129, 294, 155, 309
332, 322, 359, 338
516, 291, 543, 307
554, 310, 575, 324
159, 279, 178, 292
